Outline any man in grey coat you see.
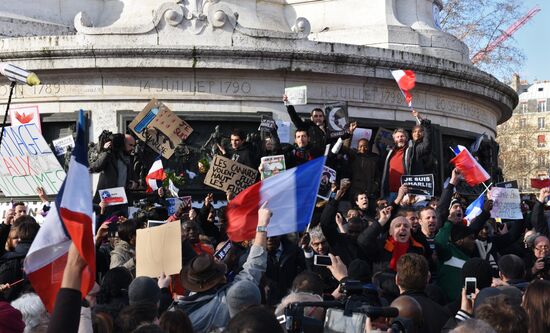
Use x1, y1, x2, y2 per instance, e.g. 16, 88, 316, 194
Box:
173, 203, 271, 333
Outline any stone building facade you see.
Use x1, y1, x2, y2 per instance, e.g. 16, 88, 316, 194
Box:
0, 0, 517, 200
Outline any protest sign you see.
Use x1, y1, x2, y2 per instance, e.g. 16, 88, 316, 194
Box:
260, 155, 286, 180
204, 155, 258, 194
276, 121, 291, 144
351, 128, 373, 149
374, 127, 394, 149
317, 166, 336, 201
166, 197, 182, 216
495, 180, 518, 189
325, 102, 349, 139
258, 115, 277, 132
52, 135, 75, 156
285, 86, 307, 105
0, 201, 46, 224
99, 187, 128, 206
0, 124, 66, 196
136, 221, 182, 278
10, 105, 41, 132
147, 220, 166, 228
129, 98, 193, 159
489, 187, 523, 220
531, 178, 550, 189
401, 174, 434, 196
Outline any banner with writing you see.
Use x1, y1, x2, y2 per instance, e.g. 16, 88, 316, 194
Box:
0, 124, 66, 196
258, 115, 277, 132
129, 98, 193, 159
325, 102, 349, 139
52, 135, 75, 156
260, 155, 286, 180
99, 187, 128, 206
401, 174, 434, 196
490, 187, 523, 220
204, 155, 258, 195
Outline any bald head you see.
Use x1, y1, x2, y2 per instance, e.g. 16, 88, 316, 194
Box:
124, 134, 136, 154
390, 296, 423, 329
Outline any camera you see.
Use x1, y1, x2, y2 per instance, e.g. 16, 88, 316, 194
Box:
543, 256, 550, 269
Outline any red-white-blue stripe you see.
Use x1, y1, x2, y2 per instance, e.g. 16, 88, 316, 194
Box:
24, 110, 95, 312
226, 156, 326, 242
146, 158, 166, 193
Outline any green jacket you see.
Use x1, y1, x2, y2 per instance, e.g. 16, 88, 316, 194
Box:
434, 221, 471, 302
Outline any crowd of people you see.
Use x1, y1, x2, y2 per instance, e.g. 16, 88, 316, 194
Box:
0, 98, 550, 333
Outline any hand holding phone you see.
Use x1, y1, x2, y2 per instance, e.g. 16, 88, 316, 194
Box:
465, 277, 477, 299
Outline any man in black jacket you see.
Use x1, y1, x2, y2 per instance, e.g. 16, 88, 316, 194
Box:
283, 95, 328, 157
219, 129, 257, 169
396, 253, 451, 333
408, 110, 433, 175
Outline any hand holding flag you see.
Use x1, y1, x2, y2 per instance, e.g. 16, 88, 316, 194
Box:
391, 69, 416, 108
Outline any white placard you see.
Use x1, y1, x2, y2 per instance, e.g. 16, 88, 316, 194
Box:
489, 187, 523, 220
285, 86, 308, 105
0, 124, 66, 196
52, 135, 75, 156
99, 187, 128, 206
276, 121, 291, 144
351, 128, 373, 149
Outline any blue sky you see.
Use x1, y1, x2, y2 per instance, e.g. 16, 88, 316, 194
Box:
514, 1, 550, 82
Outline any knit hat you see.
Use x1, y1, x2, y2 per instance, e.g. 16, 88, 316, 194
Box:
450, 224, 474, 243
0, 301, 25, 333
128, 276, 161, 305
461, 258, 493, 290
226, 280, 261, 318
449, 198, 461, 210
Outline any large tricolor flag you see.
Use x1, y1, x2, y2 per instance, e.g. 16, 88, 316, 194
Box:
450, 145, 490, 187
146, 158, 167, 193
23, 110, 95, 312
226, 156, 326, 242
465, 193, 485, 224
391, 69, 416, 107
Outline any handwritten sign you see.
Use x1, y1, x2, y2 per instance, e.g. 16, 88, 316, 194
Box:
10, 105, 41, 133
0, 124, 66, 196
204, 155, 258, 195
98, 187, 128, 206
129, 98, 193, 159
285, 86, 308, 105
136, 221, 182, 278
401, 174, 434, 196
490, 187, 523, 220
52, 135, 75, 156
325, 102, 349, 139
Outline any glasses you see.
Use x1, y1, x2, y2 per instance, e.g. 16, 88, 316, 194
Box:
535, 246, 549, 251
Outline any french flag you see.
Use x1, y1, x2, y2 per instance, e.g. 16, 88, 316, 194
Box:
465, 193, 485, 224
391, 69, 416, 107
146, 158, 166, 193
23, 110, 95, 312
450, 145, 490, 187
226, 156, 326, 242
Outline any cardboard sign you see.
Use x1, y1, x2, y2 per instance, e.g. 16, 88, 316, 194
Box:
317, 166, 336, 201
495, 180, 518, 189
10, 105, 41, 133
204, 155, 258, 195
325, 102, 349, 138
99, 187, 128, 206
260, 155, 286, 180
129, 99, 193, 159
136, 221, 182, 278
0, 124, 66, 196
258, 115, 277, 132
285, 86, 308, 105
351, 128, 373, 149
401, 174, 434, 196
52, 135, 75, 156
489, 187, 523, 220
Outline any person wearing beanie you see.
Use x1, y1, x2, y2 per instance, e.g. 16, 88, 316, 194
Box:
0, 301, 25, 333
226, 280, 261, 318
128, 276, 161, 306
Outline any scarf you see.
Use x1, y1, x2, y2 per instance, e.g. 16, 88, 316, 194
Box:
388, 236, 410, 271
